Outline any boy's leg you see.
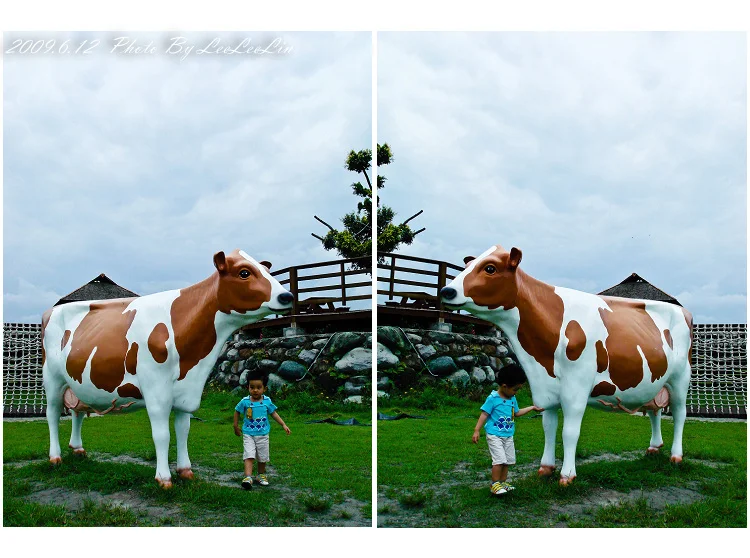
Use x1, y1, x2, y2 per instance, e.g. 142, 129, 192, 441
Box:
491, 464, 502, 483
244, 458, 255, 476
255, 436, 270, 485
258, 462, 266, 474
498, 464, 509, 482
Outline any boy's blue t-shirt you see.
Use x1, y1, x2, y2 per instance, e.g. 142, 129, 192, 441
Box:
235, 395, 277, 436
480, 391, 520, 437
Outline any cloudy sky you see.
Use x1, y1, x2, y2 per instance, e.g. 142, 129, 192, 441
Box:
3, 31, 371, 323
378, 32, 746, 324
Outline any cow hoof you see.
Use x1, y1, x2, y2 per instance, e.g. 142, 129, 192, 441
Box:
670, 455, 683, 464
49, 456, 62, 466
646, 446, 662, 455
156, 478, 173, 489
559, 476, 576, 487
177, 468, 194, 480
538, 465, 556, 477
70, 447, 87, 457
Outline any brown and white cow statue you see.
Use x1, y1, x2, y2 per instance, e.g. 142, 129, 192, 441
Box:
440, 244, 693, 485
42, 249, 293, 488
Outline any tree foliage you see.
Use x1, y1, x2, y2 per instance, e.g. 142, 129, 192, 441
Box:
312, 144, 423, 268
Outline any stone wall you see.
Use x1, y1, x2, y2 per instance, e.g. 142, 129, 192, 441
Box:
210, 330, 372, 401
376, 326, 517, 396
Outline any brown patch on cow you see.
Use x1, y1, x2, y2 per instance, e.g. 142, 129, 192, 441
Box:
148, 323, 170, 363
565, 320, 586, 361
591, 381, 617, 397
172, 251, 273, 381
682, 307, 694, 363
66, 299, 138, 392
464, 246, 563, 378
41, 308, 53, 367
61, 330, 71, 351
126, 342, 138, 375
598, 297, 667, 391
595, 340, 609, 372
664, 329, 673, 350
117, 383, 142, 399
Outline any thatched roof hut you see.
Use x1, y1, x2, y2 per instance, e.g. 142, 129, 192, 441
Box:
55, 273, 139, 306
598, 272, 682, 306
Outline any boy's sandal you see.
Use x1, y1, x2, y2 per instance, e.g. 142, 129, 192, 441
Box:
241, 476, 253, 490
490, 481, 507, 496
502, 482, 515, 491
256, 474, 269, 486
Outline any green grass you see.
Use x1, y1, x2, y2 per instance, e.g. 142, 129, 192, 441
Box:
3, 387, 372, 527
378, 386, 747, 528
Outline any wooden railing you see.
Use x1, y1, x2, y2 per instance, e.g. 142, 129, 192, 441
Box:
376, 251, 464, 312
271, 256, 371, 315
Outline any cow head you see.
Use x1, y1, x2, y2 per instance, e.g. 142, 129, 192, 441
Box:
440, 244, 523, 317
213, 249, 294, 318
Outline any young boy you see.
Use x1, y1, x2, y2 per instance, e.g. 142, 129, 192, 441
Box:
472, 363, 543, 496
233, 371, 291, 490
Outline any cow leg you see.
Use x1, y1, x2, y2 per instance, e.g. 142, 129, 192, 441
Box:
174, 410, 194, 480
538, 409, 558, 477
646, 409, 663, 454
68, 410, 87, 456
667, 368, 690, 463
147, 405, 173, 488
559, 397, 586, 486
44, 367, 66, 465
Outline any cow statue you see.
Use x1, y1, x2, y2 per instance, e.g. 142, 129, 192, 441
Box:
42, 249, 294, 488
440, 244, 693, 486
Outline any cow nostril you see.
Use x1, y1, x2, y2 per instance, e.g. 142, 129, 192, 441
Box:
277, 292, 294, 305
440, 287, 457, 300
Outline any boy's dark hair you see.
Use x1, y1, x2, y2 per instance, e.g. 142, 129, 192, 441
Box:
495, 363, 527, 387
247, 369, 269, 386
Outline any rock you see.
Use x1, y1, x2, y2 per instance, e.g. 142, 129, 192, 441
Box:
219, 361, 233, 373
330, 332, 365, 355
377, 343, 399, 370
335, 347, 373, 374
344, 395, 363, 404
477, 353, 490, 366
427, 356, 458, 377
482, 344, 496, 355
364, 335, 372, 349
344, 381, 364, 395
267, 373, 289, 392
446, 369, 470, 387
238, 348, 254, 359
455, 355, 477, 370
298, 349, 318, 365
377, 390, 390, 399
470, 367, 487, 383
226, 348, 240, 361
377, 326, 407, 353
277, 360, 307, 381
349, 375, 369, 386
258, 359, 279, 373
231, 361, 241, 375
496, 345, 509, 357
312, 338, 329, 349
428, 331, 465, 344
416, 344, 437, 360
229, 375, 240, 386
239, 370, 249, 386
406, 333, 423, 344
231, 385, 245, 396
377, 376, 391, 390
503, 357, 516, 367
482, 366, 494, 380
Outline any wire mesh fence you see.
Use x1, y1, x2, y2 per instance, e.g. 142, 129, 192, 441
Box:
2, 322, 747, 418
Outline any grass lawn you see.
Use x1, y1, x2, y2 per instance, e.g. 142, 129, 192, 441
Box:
3, 387, 372, 527
377, 386, 747, 528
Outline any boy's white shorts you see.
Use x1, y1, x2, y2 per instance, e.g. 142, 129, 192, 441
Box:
487, 434, 516, 465
242, 434, 270, 462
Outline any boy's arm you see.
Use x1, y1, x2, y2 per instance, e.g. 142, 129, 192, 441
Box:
233, 411, 242, 436
472, 411, 490, 443
515, 405, 544, 417
270, 411, 291, 435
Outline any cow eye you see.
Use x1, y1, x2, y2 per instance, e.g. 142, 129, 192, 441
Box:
239, 269, 251, 279
484, 265, 496, 274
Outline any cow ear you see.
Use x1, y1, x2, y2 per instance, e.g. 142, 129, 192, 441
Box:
508, 247, 522, 271
260, 260, 272, 270
463, 256, 475, 266
213, 251, 228, 274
